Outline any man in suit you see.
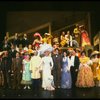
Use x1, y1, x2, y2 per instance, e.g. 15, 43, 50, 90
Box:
1, 51, 12, 88
12, 33, 20, 48
8, 44, 17, 88
21, 33, 29, 48
12, 52, 22, 89
52, 48, 62, 88
9, 44, 17, 59
70, 49, 80, 88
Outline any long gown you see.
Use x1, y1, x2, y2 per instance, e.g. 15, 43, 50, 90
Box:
41, 56, 54, 89
96, 58, 100, 86
61, 57, 72, 89
21, 59, 32, 85
92, 58, 100, 86
76, 56, 94, 88
81, 30, 91, 47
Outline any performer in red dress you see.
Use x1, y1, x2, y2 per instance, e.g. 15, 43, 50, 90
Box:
79, 25, 91, 48
32, 32, 42, 50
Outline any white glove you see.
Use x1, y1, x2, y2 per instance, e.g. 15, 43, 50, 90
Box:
66, 66, 70, 72
23, 71, 25, 73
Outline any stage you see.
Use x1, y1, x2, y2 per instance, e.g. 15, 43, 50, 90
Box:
0, 87, 100, 99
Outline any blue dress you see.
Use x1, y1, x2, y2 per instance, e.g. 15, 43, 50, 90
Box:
61, 57, 72, 89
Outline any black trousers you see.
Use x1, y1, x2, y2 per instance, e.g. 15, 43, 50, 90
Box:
2, 70, 11, 88
70, 67, 78, 88
13, 69, 22, 89
53, 69, 61, 88
32, 79, 41, 90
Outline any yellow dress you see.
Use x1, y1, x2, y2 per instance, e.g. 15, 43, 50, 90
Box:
96, 58, 100, 80
76, 56, 94, 88
91, 58, 99, 79
73, 27, 81, 45
43, 38, 47, 43
60, 35, 66, 47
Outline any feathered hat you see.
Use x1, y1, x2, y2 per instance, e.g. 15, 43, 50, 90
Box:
33, 32, 42, 41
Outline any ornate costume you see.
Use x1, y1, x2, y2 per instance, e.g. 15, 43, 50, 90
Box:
76, 56, 94, 88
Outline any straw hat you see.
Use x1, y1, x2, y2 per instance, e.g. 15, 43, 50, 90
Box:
44, 33, 49, 36
79, 24, 84, 28
90, 51, 100, 57
0, 51, 4, 56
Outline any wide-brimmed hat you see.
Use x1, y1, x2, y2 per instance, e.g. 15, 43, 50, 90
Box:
39, 43, 53, 54
76, 48, 81, 52
90, 51, 100, 57
79, 25, 84, 28
44, 33, 48, 35
0, 51, 4, 56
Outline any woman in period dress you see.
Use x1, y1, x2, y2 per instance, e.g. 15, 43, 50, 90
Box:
40, 50, 55, 91
96, 57, 100, 86
21, 53, 32, 89
32, 32, 42, 50
60, 31, 66, 47
91, 51, 100, 86
76, 51, 94, 88
61, 51, 72, 89
79, 25, 91, 48
39, 44, 55, 91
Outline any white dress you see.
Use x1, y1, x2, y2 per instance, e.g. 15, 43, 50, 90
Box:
41, 56, 54, 89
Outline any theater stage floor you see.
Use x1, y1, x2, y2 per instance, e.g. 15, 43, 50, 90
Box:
0, 87, 100, 99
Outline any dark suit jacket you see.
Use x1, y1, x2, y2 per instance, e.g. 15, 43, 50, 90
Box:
1, 56, 11, 71
74, 56, 80, 70
52, 54, 62, 70
9, 49, 17, 59
21, 38, 29, 47
12, 57, 22, 71
12, 38, 20, 47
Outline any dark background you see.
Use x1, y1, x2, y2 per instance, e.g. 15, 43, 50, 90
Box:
0, 1, 100, 49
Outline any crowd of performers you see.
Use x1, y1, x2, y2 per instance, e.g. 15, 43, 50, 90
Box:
0, 24, 100, 93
